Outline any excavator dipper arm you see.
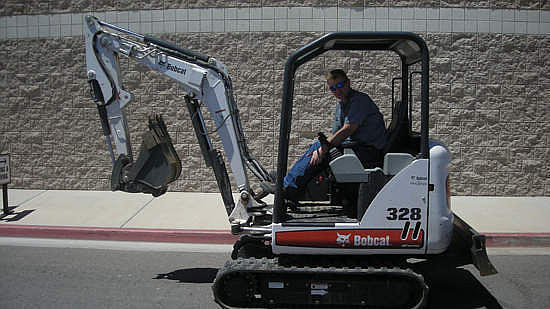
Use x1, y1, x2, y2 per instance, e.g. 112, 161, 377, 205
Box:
84, 16, 272, 225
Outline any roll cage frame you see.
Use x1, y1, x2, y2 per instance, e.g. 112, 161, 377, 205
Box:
274, 32, 430, 223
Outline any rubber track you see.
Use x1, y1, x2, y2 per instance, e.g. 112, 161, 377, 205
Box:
213, 257, 428, 309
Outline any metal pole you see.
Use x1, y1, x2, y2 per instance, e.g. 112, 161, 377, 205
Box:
2, 184, 10, 215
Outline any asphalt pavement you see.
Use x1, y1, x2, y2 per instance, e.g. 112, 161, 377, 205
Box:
1, 189, 549, 247
1, 244, 549, 309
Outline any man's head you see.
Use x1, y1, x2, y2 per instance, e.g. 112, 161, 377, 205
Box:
327, 69, 351, 101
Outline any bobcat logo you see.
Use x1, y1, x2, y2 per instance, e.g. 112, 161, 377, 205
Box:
336, 233, 351, 247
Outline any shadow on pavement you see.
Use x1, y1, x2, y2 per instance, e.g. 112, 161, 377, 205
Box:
0, 206, 34, 222
154, 267, 218, 283
420, 266, 502, 309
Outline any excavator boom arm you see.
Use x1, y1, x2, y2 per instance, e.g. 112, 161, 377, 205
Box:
84, 16, 271, 221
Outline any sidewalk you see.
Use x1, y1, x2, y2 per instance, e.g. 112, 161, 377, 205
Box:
1, 189, 549, 247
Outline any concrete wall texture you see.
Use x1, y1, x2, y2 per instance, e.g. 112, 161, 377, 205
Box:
0, 1, 549, 196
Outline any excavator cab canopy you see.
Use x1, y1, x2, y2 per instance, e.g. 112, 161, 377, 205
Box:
294, 32, 424, 66
275, 32, 430, 223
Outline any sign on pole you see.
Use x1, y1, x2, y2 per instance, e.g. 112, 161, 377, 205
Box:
0, 154, 10, 185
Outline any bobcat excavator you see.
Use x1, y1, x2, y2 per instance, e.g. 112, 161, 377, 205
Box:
84, 15, 497, 308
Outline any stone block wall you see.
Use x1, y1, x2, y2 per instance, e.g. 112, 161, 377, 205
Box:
2, 1, 550, 15
0, 1, 549, 196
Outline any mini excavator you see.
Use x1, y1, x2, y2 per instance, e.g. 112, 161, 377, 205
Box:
84, 16, 497, 308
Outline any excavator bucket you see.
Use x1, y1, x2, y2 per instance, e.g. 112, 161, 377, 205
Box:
134, 115, 181, 186
111, 115, 182, 197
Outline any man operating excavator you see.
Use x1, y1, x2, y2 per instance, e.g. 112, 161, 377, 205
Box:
283, 69, 388, 202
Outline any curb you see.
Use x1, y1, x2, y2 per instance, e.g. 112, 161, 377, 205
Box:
1, 224, 549, 247
485, 233, 550, 248
0, 224, 239, 244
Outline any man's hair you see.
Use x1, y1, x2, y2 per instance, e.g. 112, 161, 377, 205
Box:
327, 69, 348, 81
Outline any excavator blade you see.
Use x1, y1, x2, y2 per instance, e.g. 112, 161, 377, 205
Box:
452, 214, 498, 276
423, 213, 498, 277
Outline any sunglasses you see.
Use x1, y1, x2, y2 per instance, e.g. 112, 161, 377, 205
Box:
329, 80, 347, 91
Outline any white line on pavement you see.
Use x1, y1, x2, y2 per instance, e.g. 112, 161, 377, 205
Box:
0, 237, 233, 253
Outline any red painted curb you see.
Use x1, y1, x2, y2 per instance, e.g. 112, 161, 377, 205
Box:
1, 225, 549, 247
485, 233, 550, 248
0, 224, 238, 244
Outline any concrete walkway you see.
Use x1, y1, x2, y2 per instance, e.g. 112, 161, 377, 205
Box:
1, 189, 549, 246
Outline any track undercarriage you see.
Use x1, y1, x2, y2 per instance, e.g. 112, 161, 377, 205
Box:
213, 255, 428, 309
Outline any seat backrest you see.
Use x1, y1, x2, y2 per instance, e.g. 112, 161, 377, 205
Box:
383, 100, 409, 154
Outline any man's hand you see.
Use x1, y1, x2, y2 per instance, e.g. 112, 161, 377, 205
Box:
309, 144, 327, 165
309, 122, 357, 166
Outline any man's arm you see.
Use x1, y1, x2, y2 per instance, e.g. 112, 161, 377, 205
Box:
328, 122, 359, 147
309, 122, 358, 165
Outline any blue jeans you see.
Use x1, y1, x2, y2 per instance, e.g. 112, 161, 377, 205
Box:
284, 141, 326, 196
